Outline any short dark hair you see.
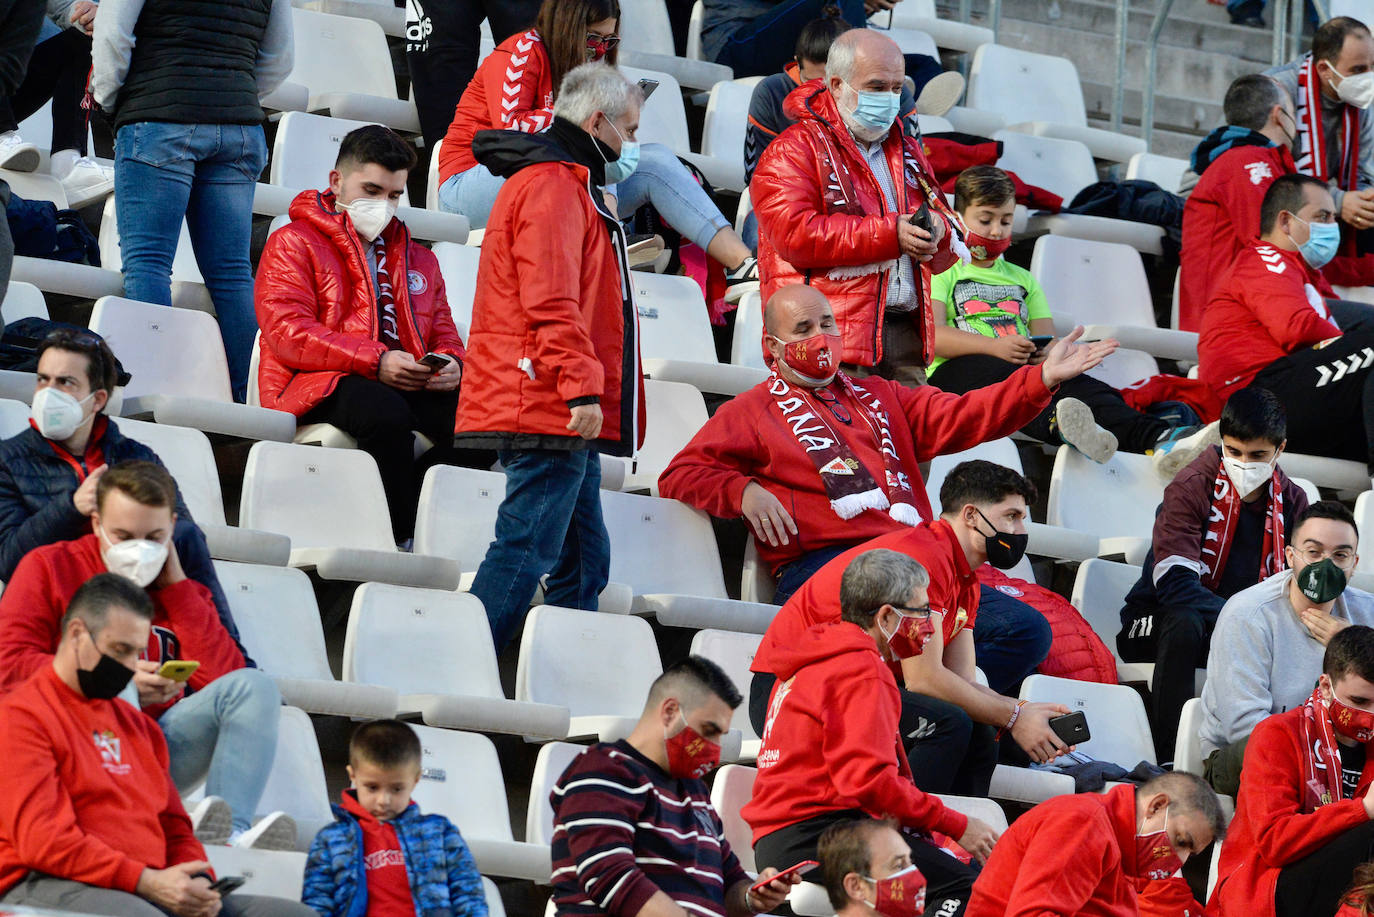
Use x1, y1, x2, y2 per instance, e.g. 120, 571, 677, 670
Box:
794, 6, 848, 67
954, 165, 1017, 212
1260, 173, 1327, 234
96, 460, 177, 514
1294, 499, 1360, 541
62, 572, 155, 631
1223, 74, 1287, 131
939, 460, 1037, 514
349, 719, 422, 770
646, 656, 742, 712
1314, 16, 1371, 64
1325, 625, 1374, 684
336, 125, 417, 175
37, 328, 118, 396
817, 818, 897, 911
1220, 387, 1287, 445
1140, 772, 1227, 842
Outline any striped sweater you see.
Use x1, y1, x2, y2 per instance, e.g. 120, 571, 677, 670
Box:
550, 740, 750, 917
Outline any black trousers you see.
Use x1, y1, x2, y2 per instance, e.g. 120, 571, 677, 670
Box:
929, 354, 1169, 453
749, 671, 998, 797
1250, 328, 1374, 472
1274, 819, 1374, 917
405, 0, 543, 150
300, 374, 474, 541
0, 27, 90, 154
1117, 605, 1212, 764
754, 808, 977, 917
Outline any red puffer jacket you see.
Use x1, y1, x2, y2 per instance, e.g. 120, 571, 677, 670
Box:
254, 190, 466, 417
751, 83, 958, 368
976, 565, 1117, 684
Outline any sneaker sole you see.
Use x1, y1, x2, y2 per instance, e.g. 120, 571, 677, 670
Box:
0, 148, 39, 172
63, 180, 114, 210
192, 800, 233, 847
239, 814, 297, 851
1152, 422, 1221, 480
1054, 398, 1118, 464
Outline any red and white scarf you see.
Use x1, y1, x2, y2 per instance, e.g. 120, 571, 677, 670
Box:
766, 370, 923, 524
1199, 462, 1286, 590
1299, 685, 1346, 812
1296, 52, 1362, 190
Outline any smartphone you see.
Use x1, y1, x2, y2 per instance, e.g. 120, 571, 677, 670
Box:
750, 860, 819, 894
1049, 711, 1090, 747
908, 200, 933, 233
1029, 334, 1054, 350
637, 78, 659, 100
419, 352, 453, 371
209, 876, 246, 896
157, 660, 200, 682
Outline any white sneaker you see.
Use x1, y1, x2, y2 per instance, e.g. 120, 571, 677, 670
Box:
58, 157, 115, 209
0, 131, 39, 172
1149, 421, 1221, 480
188, 796, 233, 846
1052, 397, 1118, 464
230, 811, 297, 850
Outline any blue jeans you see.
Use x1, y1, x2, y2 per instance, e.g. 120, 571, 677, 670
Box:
160, 668, 282, 833
114, 122, 267, 402
773, 544, 850, 606
438, 143, 728, 249
468, 448, 611, 650
972, 584, 1052, 697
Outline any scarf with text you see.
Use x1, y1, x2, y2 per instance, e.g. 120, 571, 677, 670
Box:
1200, 462, 1285, 590
1299, 684, 1346, 812
1296, 52, 1361, 191
373, 238, 402, 350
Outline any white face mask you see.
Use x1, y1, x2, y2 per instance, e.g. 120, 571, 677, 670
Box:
30, 386, 95, 441
1221, 454, 1275, 497
1328, 65, 1374, 109
339, 196, 397, 242
98, 524, 169, 588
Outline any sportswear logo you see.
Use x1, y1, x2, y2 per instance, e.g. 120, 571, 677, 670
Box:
93, 729, 130, 775
995, 584, 1023, 597
907, 717, 937, 740
1257, 246, 1287, 275
1245, 161, 1274, 184
1315, 347, 1374, 386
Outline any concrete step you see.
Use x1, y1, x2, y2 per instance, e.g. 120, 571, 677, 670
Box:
997, 0, 1275, 62
1081, 79, 1222, 135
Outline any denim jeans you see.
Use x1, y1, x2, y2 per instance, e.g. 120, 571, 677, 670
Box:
772, 544, 850, 606
439, 142, 728, 249
159, 669, 281, 833
468, 448, 611, 650
114, 122, 267, 402
972, 584, 1052, 697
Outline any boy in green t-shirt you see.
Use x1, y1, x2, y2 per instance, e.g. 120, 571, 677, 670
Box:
929, 166, 1200, 462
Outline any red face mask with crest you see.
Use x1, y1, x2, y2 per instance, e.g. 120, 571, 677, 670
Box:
664, 713, 721, 779
865, 864, 927, 917
772, 332, 842, 384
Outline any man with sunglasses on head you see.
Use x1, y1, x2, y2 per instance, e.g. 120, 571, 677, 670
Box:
1200, 500, 1374, 797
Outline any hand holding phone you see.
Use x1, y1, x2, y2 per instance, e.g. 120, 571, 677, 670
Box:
637, 78, 659, 100
1029, 334, 1054, 351
210, 876, 246, 896
749, 860, 818, 894
1048, 711, 1090, 747
157, 660, 200, 682
419, 352, 453, 372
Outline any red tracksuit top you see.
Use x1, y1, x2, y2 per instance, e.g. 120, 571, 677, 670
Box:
1211, 706, 1374, 917
966, 783, 1142, 917
0, 534, 246, 718
657, 366, 1052, 574
1198, 241, 1343, 399
741, 620, 967, 844
0, 666, 205, 896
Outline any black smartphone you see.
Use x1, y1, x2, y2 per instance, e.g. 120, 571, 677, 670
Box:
1049, 711, 1090, 746
419, 352, 452, 371
908, 200, 933, 233
637, 78, 659, 100
210, 876, 246, 896
1030, 334, 1054, 350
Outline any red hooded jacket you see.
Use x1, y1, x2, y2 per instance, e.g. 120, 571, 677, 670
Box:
1210, 706, 1374, 917
966, 784, 1143, 917
741, 620, 967, 845
1198, 241, 1343, 399
751, 83, 958, 369
254, 190, 466, 418
657, 366, 1051, 573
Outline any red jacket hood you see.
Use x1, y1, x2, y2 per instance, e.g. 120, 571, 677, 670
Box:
782, 81, 843, 128
768, 620, 883, 682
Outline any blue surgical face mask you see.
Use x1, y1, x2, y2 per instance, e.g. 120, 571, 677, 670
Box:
1288, 212, 1341, 269
596, 117, 640, 184
843, 80, 901, 136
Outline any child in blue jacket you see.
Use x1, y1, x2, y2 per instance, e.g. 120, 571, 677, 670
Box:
303, 719, 489, 917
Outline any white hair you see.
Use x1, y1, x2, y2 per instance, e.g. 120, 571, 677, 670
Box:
553, 62, 640, 126
825, 30, 861, 83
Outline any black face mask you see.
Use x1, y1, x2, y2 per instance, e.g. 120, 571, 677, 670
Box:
76, 630, 135, 700
976, 508, 1029, 570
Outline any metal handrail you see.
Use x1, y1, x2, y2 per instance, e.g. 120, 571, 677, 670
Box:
1141, 0, 1177, 149
1112, 0, 1129, 130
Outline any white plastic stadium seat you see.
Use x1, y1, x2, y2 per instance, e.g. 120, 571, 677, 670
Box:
483, 878, 507, 917
1023, 673, 1156, 767
256, 706, 336, 852
408, 725, 551, 881
295, 0, 405, 37
690, 629, 763, 760
1125, 152, 1188, 194
1277, 452, 1369, 494
89, 296, 296, 442
969, 45, 1145, 163
1, 280, 46, 322
917, 113, 955, 134
116, 417, 291, 565
620, 379, 709, 494
288, 8, 420, 132
729, 290, 768, 372
526, 741, 587, 846
1047, 447, 1161, 564
635, 270, 767, 397
344, 583, 571, 738
1173, 697, 1207, 776
697, 79, 759, 193
740, 536, 776, 605
0, 398, 28, 438
617, 0, 733, 91
98, 197, 212, 313
869, 0, 993, 52
431, 241, 479, 337
619, 65, 742, 194
205, 848, 308, 900
214, 561, 398, 717
686, 0, 706, 59
239, 440, 461, 588
1355, 491, 1374, 574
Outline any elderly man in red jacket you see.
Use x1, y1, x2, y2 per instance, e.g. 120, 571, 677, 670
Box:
1212, 624, 1374, 917
457, 63, 646, 650
255, 125, 469, 544
751, 28, 960, 384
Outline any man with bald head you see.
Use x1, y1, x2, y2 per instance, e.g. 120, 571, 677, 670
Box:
659, 283, 1115, 691
751, 28, 961, 385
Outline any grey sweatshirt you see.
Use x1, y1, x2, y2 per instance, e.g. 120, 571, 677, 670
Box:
1266, 56, 1374, 214
1199, 569, 1374, 755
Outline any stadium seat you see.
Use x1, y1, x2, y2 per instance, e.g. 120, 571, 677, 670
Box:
116, 417, 291, 565
255, 706, 336, 852
1047, 446, 1160, 563
0, 397, 28, 438
1022, 672, 1156, 767
946, 105, 1007, 136
1030, 235, 1199, 365
618, 379, 709, 494
343, 583, 571, 738
1, 280, 46, 323
968, 45, 1145, 163
635, 271, 767, 397
294, 0, 405, 37
601, 489, 779, 633
1173, 697, 1206, 777
205, 848, 308, 900
1125, 152, 1188, 194
288, 8, 420, 131
239, 440, 461, 588
689, 629, 763, 760
525, 741, 587, 846
729, 289, 768, 372
1354, 491, 1374, 575
617, 0, 733, 91
261, 79, 310, 114
697, 79, 758, 193
868, 0, 993, 53
2, 169, 122, 297
214, 560, 399, 717
1277, 452, 1369, 495
619, 65, 743, 194
89, 296, 296, 442
917, 112, 955, 134
483, 878, 508, 917
710, 764, 758, 872
431, 241, 479, 337
426, 137, 445, 211
686, 0, 706, 59
1071, 557, 1160, 685
408, 724, 552, 881
740, 536, 776, 605
98, 197, 213, 313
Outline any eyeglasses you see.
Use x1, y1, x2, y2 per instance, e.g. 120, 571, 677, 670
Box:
586, 32, 620, 55
1298, 546, 1356, 566
890, 604, 933, 618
